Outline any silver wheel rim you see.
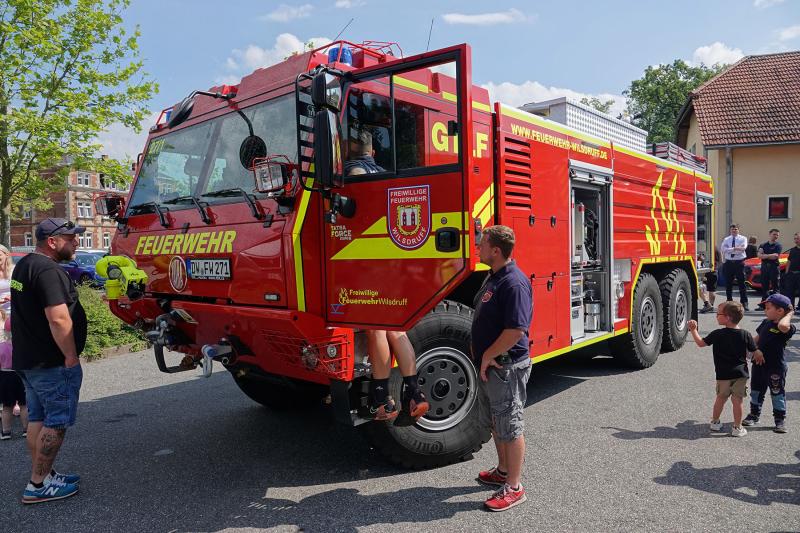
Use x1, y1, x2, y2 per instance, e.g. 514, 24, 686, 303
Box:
675, 288, 688, 332
414, 347, 477, 432
639, 295, 657, 345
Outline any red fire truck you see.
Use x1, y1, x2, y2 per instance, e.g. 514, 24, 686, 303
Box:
96, 41, 714, 468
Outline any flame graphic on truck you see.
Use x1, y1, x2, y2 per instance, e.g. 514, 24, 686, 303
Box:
644, 172, 687, 256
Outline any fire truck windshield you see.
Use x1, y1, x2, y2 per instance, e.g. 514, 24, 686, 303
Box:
128, 95, 296, 215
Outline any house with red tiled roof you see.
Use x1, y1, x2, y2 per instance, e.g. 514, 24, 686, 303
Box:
675, 51, 800, 244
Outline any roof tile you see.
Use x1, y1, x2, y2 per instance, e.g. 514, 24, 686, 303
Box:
691, 51, 800, 146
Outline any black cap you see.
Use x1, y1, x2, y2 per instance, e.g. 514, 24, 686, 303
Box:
35, 218, 86, 241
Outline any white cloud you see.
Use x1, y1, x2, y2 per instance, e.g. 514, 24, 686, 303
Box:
225, 33, 333, 74
263, 4, 313, 22
335, 0, 366, 7
777, 24, 800, 40
481, 80, 626, 117
95, 112, 160, 161
691, 42, 744, 66
442, 8, 528, 26
754, 0, 784, 8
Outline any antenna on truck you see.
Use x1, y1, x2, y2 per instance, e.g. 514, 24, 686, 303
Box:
426, 18, 434, 51
333, 18, 355, 42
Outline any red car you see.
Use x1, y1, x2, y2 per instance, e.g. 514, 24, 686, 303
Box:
744, 253, 789, 291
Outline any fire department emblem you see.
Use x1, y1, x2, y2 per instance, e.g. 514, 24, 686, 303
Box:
387, 185, 431, 250
169, 256, 187, 292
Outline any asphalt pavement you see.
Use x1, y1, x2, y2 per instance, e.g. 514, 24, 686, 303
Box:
0, 300, 798, 532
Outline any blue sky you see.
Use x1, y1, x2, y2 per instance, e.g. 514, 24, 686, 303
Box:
98, 0, 800, 159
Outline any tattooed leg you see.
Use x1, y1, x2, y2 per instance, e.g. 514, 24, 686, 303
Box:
30, 427, 66, 484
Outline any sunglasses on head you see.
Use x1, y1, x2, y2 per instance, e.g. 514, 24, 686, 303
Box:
47, 220, 76, 237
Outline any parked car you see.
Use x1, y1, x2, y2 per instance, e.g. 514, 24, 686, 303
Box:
59, 251, 107, 287
744, 253, 789, 292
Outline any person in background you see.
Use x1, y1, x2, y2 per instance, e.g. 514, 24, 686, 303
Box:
757, 229, 782, 310
1, 312, 27, 440
0, 245, 23, 421
698, 252, 718, 314
781, 232, 800, 309
746, 236, 758, 259
721, 224, 749, 311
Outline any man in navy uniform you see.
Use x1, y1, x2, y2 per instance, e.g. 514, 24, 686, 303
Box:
757, 229, 782, 310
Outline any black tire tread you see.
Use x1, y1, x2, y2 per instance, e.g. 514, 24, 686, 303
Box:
611, 273, 663, 369
659, 268, 691, 353
364, 300, 491, 469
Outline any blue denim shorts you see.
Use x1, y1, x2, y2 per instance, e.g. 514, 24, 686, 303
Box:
19, 365, 83, 429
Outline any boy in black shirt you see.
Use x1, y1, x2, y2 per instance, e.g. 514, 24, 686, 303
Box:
688, 301, 758, 436
742, 293, 795, 433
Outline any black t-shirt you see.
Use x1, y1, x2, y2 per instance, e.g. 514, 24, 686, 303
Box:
759, 241, 782, 264
11, 253, 87, 369
471, 261, 533, 364
702, 327, 756, 380
745, 244, 758, 259
788, 246, 800, 271
756, 319, 796, 368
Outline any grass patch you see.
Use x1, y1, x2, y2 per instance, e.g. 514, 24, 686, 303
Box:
78, 285, 148, 360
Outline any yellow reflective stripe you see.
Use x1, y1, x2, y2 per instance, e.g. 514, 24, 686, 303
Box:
614, 144, 700, 176
500, 104, 611, 148
442, 91, 456, 102
471, 183, 494, 218
332, 237, 461, 260
362, 217, 387, 236
394, 76, 429, 93
472, 101, 491, 113
292, 178, 314, 311
476, 263, 490, 271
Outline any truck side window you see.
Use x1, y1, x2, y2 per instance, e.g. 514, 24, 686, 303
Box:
342, 59, 460, 180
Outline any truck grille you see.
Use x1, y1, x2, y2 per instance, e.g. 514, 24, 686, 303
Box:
260, 331, 351, 380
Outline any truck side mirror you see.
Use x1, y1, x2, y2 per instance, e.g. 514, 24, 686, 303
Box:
311, 72, 341, 110
313, 109, 343, 189
167, 94, 195, 128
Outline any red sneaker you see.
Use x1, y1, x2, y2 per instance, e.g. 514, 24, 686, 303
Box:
484, 483, 527, 512
477, 467, 508, 486
365, 398, 398, 421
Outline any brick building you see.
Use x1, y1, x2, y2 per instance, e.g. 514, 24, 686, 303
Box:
10, 165, 129, 251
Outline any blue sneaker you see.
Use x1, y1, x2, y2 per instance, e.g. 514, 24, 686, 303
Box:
52, 471, 80, 485
22, 479, 78, 504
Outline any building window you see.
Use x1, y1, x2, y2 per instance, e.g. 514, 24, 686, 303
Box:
23, 207, 32, 219
79, 232, 93, 249
103, 232, 110, 249
77, 172, 91, 186
24, 233, 32, 247
77, 201, 92, 218
767, 195, 791, 220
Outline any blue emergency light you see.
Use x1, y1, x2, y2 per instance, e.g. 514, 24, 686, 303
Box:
327, 46, 353, 66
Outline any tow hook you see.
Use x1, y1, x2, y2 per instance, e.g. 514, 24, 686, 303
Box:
199, 342, 233, 378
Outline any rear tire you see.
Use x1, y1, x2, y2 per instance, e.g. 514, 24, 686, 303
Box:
611, 273, 663, 368
363, 300, 491, 469
660, 268, 691, 352
233, 373, 328, 410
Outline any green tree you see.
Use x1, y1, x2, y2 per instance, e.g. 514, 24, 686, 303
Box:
0, 0, 157, 244
624, 60, 725, 144
580, 97, 614, 114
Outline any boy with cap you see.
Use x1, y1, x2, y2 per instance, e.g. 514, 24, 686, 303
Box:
12, 218, 87, 503
688, 301, 757, 436
743, 293, 796, 433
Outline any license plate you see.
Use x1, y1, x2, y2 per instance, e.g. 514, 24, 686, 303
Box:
187, 259, 231, 280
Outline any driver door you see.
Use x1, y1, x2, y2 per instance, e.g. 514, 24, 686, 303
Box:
324, 44, 473, 328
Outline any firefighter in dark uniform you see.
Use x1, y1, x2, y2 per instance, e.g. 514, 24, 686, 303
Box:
346, 129, 429, 424
782, 232, 800, 309
757, 229, 782, 310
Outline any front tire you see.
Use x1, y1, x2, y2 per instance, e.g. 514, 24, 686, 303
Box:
611, 273, 663, 368
363, 300, 491, 469
660, 268, 691, 352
